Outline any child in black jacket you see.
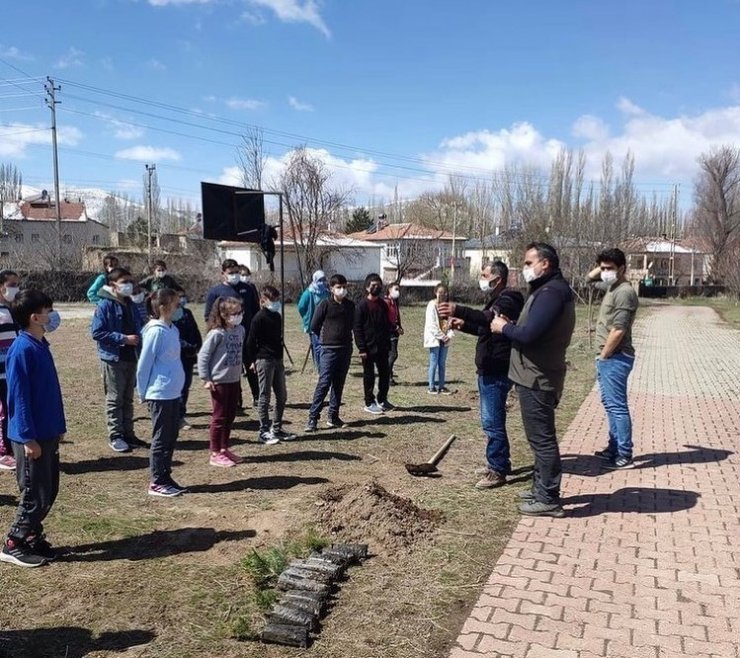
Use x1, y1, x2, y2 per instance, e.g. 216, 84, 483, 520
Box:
173, 292, 202, 430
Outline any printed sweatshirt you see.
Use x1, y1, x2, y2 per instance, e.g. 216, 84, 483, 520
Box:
197, 324, 245, 384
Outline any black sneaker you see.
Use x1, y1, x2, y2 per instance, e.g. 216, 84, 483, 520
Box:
379, 401, 395, 412
305, 420, 318, 433
271, 429, 297, 442
0, 538, 47, 568
126, 436, 149, 449
167, 478, 189, 494
28, 535, 60, 562
594, 446, 615, 460
604, 455, 635, 470
389, 378, 398, 386
438, 387, 454, 395
326, 417, 346, 429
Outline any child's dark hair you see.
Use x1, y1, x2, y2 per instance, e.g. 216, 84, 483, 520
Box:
329, 274, 347, 287
261, 285, 280, 301
12, 289, 53, 329
207, 296, 242, 330
386, 280, 400, 294
107, 267, 131, 284
240, 265, 251, 275
152, 259, 167, 271
364, 273, 382, 289
0, 270, 18, 285
221, 258, 238, 272
103, 254, 119, 269
147, 288, 179, 319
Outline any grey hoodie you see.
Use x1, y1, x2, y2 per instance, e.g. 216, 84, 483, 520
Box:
197, 325, 245, 384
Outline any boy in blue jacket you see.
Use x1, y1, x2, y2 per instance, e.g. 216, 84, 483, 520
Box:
0, 289, 66, 567
90, 267, 144, 453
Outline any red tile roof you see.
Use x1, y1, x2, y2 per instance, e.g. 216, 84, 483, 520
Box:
19, 200, 87, 221
347, 222, 460, 241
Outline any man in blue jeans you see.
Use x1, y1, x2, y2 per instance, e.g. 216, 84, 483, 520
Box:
588, 248, 639, 469
439, 261, 524, 489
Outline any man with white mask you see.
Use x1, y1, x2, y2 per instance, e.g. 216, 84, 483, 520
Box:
491, 243, 575, 518
438, 262, 524, 489
0, 270, 20, 470
588, 248, 639, 470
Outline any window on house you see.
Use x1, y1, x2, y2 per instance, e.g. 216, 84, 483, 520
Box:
31, 234, 40, 244
92, 235, 100, 244
63, 234, 72, 244
14, 234, 23, 244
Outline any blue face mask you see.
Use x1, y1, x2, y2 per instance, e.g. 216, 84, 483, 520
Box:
44, 310, 61, 333
172, 307, 184, 322
180, 297, 188, 306
267, 301, 282, 314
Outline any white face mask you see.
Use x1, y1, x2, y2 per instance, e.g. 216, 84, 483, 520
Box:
240, 275, 250, 283
131, 292, 145, 304
333, 287, 347, 299
226, 273, 240, 285
522, 267, 539, 284
228, 313, 243, 325
601, 270, 618, 284
155, 270, 167, 279
3, 286, 18, 302
118, 283, 134, 297
390, 289, 400, 300
478, 279, 491, 292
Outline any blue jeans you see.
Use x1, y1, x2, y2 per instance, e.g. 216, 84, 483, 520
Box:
596, 353, 635, 458
310, 333, 322, 370
309, 346, 352, 421
479, 374, 512, 474
428, 344, 448, 389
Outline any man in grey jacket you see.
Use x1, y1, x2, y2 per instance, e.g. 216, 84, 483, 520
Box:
491, 243, 576, 518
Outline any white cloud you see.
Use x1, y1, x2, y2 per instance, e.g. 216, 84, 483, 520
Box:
148, 58, 167, 71
93, 111, 145, 140
241, 10, 267, 25
248, 0, 330, 38
288, 96, 314, 112
0, 123, 81, 158
617, 96, 646, 116
0, 45, 33, 61
572, 115, 610, 142
115, 145, 182, 162
226, 97, 266, 110
54, 47, 84, 69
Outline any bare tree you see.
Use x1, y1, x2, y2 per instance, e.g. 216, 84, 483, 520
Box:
236, 127, 268, 190
279, 146, 351, 283
693, 145, 740, 287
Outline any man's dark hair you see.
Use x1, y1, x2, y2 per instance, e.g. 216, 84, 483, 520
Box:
12, 289, 53, 329
364, 273, 382, 289
221, 258, 238, 272
107, 267, 131, 284
526, 242, 559, 270
261, 285, 280, 301
103, 254, 119, 268
152, 259, 167, 270
596, 248, 626, 269
486, 260, 509, 284
0, 270, 18, 285
330, 274, 347, 287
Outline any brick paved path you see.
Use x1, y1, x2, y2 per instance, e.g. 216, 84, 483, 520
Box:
450, 305, 740, 658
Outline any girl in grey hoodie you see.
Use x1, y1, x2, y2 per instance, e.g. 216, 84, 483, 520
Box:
198, 297, 246, 467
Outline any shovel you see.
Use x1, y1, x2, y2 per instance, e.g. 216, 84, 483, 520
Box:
405, 434, 457, 477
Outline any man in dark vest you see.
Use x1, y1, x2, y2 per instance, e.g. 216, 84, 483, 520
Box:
491, 242, 575, 518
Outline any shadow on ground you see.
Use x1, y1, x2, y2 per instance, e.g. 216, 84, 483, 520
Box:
65, 527, 256, 562
352, 414, 445, 428
188, 475, 330, 494
243, 450, 361, 463
0, 627, 155, 658
563, 487, 700, 517
61, 456, 183, 475
562, 444, 733, 477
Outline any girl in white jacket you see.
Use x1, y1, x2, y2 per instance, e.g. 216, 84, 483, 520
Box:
423, 284, 454, 394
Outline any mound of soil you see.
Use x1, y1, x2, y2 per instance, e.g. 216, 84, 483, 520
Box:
316, 482, 443, 554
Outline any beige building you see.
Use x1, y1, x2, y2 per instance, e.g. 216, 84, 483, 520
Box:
621, 237, 709, 286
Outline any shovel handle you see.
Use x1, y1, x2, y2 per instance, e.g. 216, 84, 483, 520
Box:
428, 434, 457, 467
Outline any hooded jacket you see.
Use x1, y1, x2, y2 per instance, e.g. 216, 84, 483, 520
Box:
297, 270, 329, 333
136, 319, 185, 401
90, 286, 143, 362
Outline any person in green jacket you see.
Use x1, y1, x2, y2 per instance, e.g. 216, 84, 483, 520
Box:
86, 254, 119, 303
139, 260, 184, 294
297, 270, 329, 368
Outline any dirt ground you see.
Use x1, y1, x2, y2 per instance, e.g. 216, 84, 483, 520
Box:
0, 303, 597, 658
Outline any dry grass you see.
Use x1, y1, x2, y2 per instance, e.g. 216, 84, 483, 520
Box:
0, 302, 598, 658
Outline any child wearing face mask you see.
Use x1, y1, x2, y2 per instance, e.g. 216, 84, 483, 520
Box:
86, 254, 119, 303
0, 270, 21, 471
384, 283, 404, 386
90, 268, 145, 454
139, 260, 184, 295
423, 284, 454, 395
0, 289, 66, 567
136, 289, 187, 498
246, 286, 295, 444
198, 297, 248, 466
130, 285, 150, 326
172, 292, 202, 430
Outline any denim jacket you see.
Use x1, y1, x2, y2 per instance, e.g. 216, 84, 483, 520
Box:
90, 287, 143, 362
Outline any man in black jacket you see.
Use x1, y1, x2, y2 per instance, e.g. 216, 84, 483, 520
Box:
354, 273, 392, 414
439, 261, 524, 489
491, 243, 576, 518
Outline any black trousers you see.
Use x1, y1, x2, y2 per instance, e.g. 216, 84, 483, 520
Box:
362, 350, 390, 406
388, 337, 399, 378
8, 437, 60, 541
149, 399, 180, 486
0, 379, 9, 455
518, 386, 562, 504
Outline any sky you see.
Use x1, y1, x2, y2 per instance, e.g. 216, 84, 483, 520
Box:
1, 0, 740, 210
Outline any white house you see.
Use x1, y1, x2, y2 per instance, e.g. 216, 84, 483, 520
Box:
218, 229, 383, 281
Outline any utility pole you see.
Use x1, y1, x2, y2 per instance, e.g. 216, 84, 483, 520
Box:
45, 77, 62, 268
145, 163, 156, 263
669, 184, 679, 286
